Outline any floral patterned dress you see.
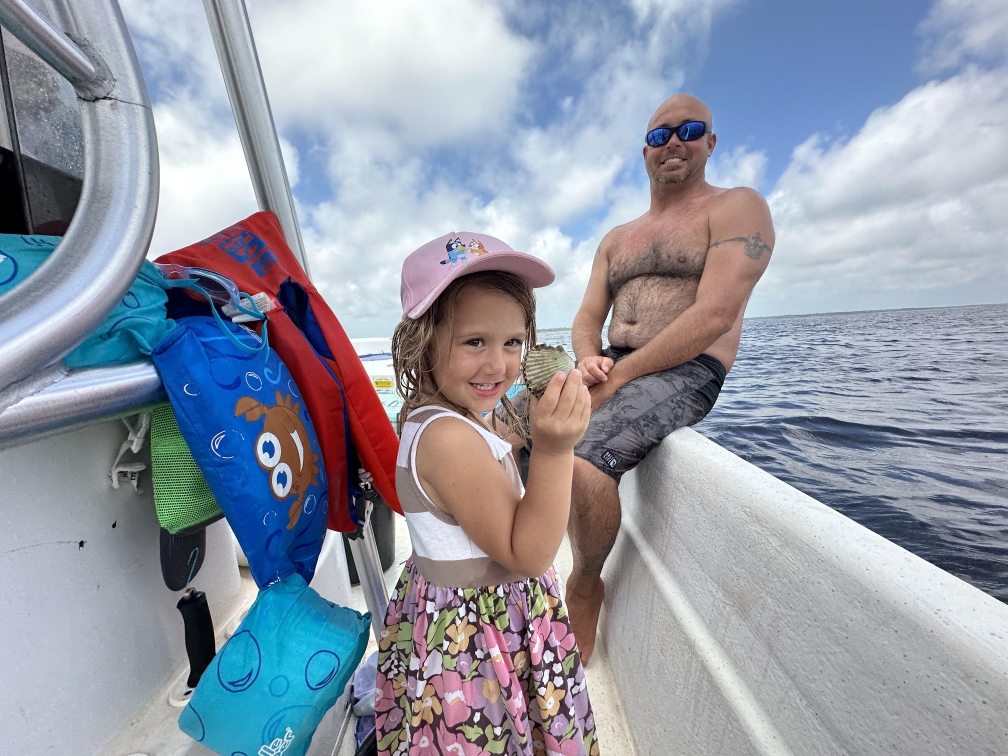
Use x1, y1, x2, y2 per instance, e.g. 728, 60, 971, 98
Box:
375, 407, 599, 756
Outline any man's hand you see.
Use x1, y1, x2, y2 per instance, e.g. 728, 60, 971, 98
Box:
577, 355, 613, 387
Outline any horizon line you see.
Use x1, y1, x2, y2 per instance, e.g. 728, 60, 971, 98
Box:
537, 300, 1008, 332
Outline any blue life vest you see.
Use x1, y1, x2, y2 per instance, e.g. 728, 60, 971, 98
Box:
152, 316, 328, 589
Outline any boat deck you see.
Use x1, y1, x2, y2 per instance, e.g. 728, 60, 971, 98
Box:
100, 516, 635, 756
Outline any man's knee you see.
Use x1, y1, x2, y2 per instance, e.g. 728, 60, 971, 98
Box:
572, 457, 620, 513
570, 457, 621, 575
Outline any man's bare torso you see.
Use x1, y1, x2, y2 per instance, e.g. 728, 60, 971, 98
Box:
605, 189, 746, 371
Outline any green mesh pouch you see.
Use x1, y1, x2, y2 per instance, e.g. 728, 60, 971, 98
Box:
150, 402, 223, 534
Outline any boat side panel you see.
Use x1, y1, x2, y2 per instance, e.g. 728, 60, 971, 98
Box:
0, 419, 243, 756
603, 427, 1008, 756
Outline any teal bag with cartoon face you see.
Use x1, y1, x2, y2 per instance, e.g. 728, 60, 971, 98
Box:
0, 234, 175, 369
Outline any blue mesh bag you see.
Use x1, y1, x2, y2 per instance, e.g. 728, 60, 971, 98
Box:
178, 573, 370, 755
151, 315, 329, 588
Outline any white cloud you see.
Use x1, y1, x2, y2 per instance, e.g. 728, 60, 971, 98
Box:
123, 0, 728, 334
119, 0, 255, 257
121, 0, 1008, 331
145, 100, 257, 258
706, 145, 767, 189
754, 65, 1008, 315
248, 0, 532, 144
740, 0, 1008, 316
119, 0, 228, 104
918, 0, 1008, 75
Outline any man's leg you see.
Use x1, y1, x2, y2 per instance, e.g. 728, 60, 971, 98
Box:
566, 456, 621, 666
564, 355, 725, 664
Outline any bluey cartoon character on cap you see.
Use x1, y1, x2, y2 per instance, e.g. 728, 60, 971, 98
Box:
441, 237, 467, 267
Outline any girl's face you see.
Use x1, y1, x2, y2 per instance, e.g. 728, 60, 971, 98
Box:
431, 284, 527, 416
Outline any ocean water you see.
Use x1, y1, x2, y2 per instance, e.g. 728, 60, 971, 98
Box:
540, 304, 1008, 603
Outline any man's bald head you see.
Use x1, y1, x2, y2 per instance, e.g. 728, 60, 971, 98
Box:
647, 94, 713, 133
642, 93, 717, 189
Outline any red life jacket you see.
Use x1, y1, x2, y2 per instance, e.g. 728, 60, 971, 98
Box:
157, 211, 402, 531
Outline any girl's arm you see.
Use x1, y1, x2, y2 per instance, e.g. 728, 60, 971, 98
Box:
416, 370, 591, 578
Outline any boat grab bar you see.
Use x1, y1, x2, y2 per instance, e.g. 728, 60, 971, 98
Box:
0, 0, 158, 396
0, 0, 98, 92
0, 362, 164, 451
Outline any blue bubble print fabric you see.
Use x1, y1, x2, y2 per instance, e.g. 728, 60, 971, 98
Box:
179, 573, 371, 755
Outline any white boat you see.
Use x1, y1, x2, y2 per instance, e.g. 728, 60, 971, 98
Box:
1, 2, 1006, 755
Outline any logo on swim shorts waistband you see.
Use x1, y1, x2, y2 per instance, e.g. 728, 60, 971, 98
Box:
601, 450, 618, 469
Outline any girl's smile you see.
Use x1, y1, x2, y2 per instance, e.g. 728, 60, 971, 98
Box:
431, 285, 527, 416
470, 381, 503, 398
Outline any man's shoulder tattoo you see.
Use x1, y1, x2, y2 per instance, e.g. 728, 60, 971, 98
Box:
710, 231, 772, 260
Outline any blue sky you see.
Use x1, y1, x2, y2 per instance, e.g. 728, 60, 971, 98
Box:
122, 0, 1008, 335
692, 1, 927, 190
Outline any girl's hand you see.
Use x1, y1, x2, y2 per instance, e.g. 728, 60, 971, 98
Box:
529, 369, 591, 454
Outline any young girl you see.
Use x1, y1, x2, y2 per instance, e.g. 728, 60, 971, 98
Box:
375, 232, 599, 756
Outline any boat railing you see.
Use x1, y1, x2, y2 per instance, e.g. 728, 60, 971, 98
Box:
0, 0, 389, 627
0, 0, 158, 407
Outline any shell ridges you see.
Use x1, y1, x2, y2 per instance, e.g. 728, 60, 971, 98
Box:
523, 344, 576, 398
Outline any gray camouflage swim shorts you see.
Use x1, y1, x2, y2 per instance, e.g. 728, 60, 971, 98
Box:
573, 347, 726, 481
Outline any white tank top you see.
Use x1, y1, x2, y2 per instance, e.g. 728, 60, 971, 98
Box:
395, 406, 526, 588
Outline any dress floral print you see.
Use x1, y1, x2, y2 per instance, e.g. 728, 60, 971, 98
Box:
376, 560, 600, 756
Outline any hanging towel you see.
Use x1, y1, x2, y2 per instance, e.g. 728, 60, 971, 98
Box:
0, 234, 176, 368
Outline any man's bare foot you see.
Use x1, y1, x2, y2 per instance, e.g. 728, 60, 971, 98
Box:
566, 573, 605, 666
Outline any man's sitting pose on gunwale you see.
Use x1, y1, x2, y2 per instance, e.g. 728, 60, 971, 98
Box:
567, 93, 775, 664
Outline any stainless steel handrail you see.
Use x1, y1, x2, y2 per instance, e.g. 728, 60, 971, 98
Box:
349, 507, 392, 638
0, 362, 164, 451
0, 0, 158, 394
202, 0, 389, 634
203, 0, 311, 276
0, 0, 97, 88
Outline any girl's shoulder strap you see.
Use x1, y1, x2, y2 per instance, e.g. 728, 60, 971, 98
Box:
402, 405, 512, 461
397, 404, 522, 524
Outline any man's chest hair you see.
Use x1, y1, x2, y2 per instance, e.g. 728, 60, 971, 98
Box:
607, 222, 709, 291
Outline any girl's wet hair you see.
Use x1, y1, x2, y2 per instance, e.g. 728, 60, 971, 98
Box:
392, 271, 537, 440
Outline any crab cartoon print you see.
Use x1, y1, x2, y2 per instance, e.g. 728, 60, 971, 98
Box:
440, 237, 469, 267
235, 391, 320, 530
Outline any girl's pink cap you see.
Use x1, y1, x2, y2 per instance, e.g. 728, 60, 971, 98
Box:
400, 232, 555, 319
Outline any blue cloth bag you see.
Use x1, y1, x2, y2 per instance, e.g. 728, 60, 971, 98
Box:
178, 573, 370, 756
0, 234, 176, 367
152, 315, 328, 588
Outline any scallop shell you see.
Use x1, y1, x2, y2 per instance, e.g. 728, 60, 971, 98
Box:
523, 344, 576, 398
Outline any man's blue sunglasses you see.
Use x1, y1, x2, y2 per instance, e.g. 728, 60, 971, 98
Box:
646, 121, 710, 147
